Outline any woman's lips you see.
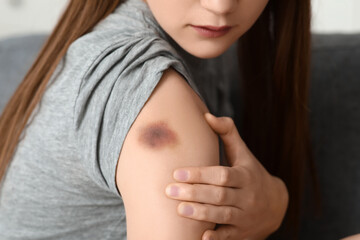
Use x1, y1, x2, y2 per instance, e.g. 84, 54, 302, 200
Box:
190, 25, 232, 38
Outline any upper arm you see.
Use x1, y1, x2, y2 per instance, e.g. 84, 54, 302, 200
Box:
116, 68, 219, 239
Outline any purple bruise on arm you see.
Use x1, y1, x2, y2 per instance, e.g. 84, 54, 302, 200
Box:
138, 121, 179, 149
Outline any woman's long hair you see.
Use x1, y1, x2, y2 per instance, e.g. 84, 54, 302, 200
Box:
238, 0, 314, 237
0, 0, 313, 237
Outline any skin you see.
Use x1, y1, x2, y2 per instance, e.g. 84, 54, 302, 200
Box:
138, 122, 179, 149
342, 234, 360, 240
118, 0, 288, 239
143, 0, 269, 59
117, 70, 288, 240
168, 114, 288, 240
117, 69, 219, 239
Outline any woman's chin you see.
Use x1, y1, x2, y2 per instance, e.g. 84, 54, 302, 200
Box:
183, 44, 230, 59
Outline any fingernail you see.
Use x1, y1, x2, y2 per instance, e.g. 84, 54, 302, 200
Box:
166, 185, 179, 197
180, 204, 194, 216
174, 170, 189, 181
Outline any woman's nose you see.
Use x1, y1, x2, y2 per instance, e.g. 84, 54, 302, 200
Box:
200, 0, 238, 15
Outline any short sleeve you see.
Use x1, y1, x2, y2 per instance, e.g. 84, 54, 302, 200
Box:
73, 36, 200, 196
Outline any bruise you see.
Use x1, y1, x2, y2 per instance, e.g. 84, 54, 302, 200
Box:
138, 121, 179, 149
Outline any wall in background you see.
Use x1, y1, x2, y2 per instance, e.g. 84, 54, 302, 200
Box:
0, 0, 68, 39
312, 0, 360, 33
0, 0, 360, 39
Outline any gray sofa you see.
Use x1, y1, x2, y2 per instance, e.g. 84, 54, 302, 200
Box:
0, 34, 359, 239
300, 34, 360, 239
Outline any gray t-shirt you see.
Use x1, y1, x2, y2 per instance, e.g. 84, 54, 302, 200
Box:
0, 0, 237, 239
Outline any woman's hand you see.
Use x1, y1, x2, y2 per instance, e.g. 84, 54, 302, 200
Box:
341, 234, 360, 240
165, 113, 289, 240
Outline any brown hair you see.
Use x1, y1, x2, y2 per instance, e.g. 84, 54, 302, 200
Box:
0, 0, 313, 237
238, 0, 314, 237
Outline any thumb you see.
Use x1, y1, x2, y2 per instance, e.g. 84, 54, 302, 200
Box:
204, 113, 247, 165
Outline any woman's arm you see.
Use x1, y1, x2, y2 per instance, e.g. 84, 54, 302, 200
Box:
116, 68, 218, 239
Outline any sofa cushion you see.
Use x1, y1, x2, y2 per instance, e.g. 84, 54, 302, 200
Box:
301, 34, 360, 239
0, 34, 47, 112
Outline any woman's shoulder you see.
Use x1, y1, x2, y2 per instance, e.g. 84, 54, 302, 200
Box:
66, 0, 175, 69
67, 27, 191, 102
70, 13, 195, 196
63, 4, 188, 91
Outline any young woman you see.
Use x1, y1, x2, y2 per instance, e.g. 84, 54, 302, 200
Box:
0, 0, 312, 239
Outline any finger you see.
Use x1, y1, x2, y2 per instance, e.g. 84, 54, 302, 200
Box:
174, 166, 244, 188
202, 225, 245, 240
165, 183, 242, 207
177, 202, 242, 225
341, 234, 360, 240
204, 113, 249, 166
